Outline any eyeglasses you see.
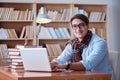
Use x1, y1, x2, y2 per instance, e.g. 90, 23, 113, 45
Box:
72, 23, 86, 30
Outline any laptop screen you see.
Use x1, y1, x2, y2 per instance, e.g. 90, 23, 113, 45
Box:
20, 48, 52, 71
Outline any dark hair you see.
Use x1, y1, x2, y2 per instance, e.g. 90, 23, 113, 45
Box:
70, 14, 89, 26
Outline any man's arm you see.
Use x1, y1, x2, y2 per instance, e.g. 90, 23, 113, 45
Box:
69, 62, 86, 71
51, 61, 85, 71
51, 43, 86, 71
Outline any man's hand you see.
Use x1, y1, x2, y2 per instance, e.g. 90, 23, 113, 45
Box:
50, 61, 58, 70
50, 61, 67, 70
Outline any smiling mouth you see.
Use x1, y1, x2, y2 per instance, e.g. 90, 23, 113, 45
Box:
76, 33, 82, 36
76, 31, 83, 34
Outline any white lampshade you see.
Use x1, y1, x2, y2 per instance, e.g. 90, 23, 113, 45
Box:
36, 7, 52, 24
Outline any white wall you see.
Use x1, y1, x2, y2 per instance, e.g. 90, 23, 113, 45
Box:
108, 1, 120, 52
0, 0, 119, 52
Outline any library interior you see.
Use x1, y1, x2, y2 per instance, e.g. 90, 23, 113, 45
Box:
0, 0, 119, 80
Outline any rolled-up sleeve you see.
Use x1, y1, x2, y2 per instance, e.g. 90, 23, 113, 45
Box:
81, 40, 107, 71
52, 44, 73, 64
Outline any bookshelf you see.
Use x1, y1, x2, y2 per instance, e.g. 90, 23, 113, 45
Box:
36, 3, 73, 50
0, 2, 108, 65
0, 3, 35, 48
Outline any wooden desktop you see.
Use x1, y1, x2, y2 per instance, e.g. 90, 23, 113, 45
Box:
0, 66, 111, 80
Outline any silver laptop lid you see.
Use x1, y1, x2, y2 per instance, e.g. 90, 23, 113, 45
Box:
20, 48, 52, 71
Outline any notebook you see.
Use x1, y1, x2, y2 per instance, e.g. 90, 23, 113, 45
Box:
19, 48, 65, 72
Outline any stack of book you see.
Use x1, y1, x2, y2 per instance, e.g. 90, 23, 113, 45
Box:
8, 48, 24, 72
37, 26, 71, 39
89, 12, 106, 21
0, 28, 18, 39
46, 44, 62, 61
0, 44, 10, 66
74, 7, 88, 17
0, 25, 35, 39
73, 7, 106, 22
47, 8, 72, 21
19, 25, 34, 39
0, 44, 9, 58
0, 7, 33, 21
89, 27, 96, 34
89, 27, 106, 39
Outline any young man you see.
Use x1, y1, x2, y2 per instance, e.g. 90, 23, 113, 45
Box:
51, 14, 113, 80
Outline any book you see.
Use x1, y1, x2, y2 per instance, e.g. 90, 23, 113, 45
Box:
54, 28, 63, 38
54, 44, 62, 56
0, 28, 8, 39
89, 27, 96, 34
101, 12, 106, 21
8, 48, 20, 52
23, 25, 34, 38
15, 45, 25, 49
8, 48, 20, 56
10, 65, 24, 69
1, 44, 9, 58
47, 28, 58, 38
3, 8, 8, 20
27, 10, 32, 20
8, 8, 14, 20
0, 8, 3, 20
7, 29, 13, 38
0, 45, 3, 58
46, 44, 62, 57
12, 59, 22, 63
62, 28, 70, 38
50, 44, 58, 56
11, 29, 18, 38
46, 44, 54, 56
58, 27, 66, 38
15, 10, 19, 20
6, 8, 11, 20
0, 44, 9, 58
9, 55, 21, 59
8, 50, 20, 56
25, 25, 29, 38
1, 8, 6, 20
61, 9, 66, 20
51, 44, 62, 56
12, 62, 23, 66
10, 68, 24, 72
38, 26, 52, 39
19, 26, 26, 38
4, 8, 7, 20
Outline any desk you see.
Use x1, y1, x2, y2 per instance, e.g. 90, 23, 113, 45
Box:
0, 66, 111, 80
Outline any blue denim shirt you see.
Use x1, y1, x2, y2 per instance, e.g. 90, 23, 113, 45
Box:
53, 34, 113, 80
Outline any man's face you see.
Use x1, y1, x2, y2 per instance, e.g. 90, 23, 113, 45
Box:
71, 19, 88, 39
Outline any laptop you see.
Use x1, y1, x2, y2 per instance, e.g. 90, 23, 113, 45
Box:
19, 48, 65, 72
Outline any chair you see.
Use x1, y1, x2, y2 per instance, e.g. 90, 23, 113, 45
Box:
109, 51, 120, 80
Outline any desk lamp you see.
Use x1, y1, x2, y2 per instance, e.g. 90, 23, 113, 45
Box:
24, 7, 51, 46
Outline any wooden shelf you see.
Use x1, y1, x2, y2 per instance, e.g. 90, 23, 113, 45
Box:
38, 38, 70, 40
74, 3, 107, 6
51, 20, 106, 23
90, 21, 107, 23
38, 38, 70, 45
0, 20, 33, 22
38, 39, 70, 44
0, 38, 33, 40
51, 20, 70, 23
